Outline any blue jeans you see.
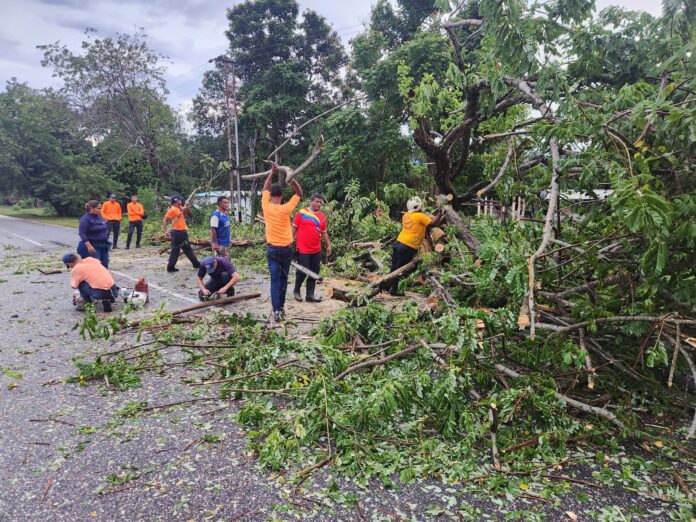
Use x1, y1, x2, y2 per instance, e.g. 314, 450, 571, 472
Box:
77, 240, 110, 268
78, 281, 119, 302
267, 245, 292, 312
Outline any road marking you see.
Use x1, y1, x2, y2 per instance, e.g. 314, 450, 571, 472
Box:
9, 233, 43, 246
111, 270, 198, 304
0, 214, 74, 230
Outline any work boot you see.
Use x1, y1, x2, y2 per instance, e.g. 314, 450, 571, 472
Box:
280, 309, 286, 321
389, 289, 405, 297
273, 310, 281, 323
294, 289, 303, 302
306, 293, 322, 303
167, 267, 179, 273
103, 301, 113, 313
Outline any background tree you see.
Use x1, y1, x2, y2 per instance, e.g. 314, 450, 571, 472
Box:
191, 0, 347, 182
0, 80, 123, 215
39, 29, 187, 186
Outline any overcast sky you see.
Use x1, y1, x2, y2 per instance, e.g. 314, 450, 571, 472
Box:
1, 0, 661, 115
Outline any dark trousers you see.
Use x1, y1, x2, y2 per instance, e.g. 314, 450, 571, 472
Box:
126, 221, 143, 248
77, 240, 110, 268
267, 245, 292, 312
106, 220, 121, 247
200, 272, 235, 300
294, 252, 321, 298
78, 281, 119, 302
390, 241, 417, 293
167, 230, 200, 270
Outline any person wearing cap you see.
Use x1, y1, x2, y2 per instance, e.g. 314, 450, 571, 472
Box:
210, 196, 232, 257
78, 200, 111, 268
126, 194, 145, 249
261, 165, 302, 322
389, 196, 443, 296
196, 255, 240, 301
292, 194, 331, 303
63, 252, 119, 312
102, 194, 123, 249
163, 196, 200, 273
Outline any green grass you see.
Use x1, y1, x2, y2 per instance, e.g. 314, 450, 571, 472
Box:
0, 205, 79, 228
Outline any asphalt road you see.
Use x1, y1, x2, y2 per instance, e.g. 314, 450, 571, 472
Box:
0, 215, 77, 252
0, 217, 680, 521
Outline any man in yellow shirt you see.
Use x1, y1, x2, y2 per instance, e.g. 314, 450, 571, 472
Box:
261, 165, 302, 322
389, 196, 443, 296
126, 194, 145, 249
101, 194, 123, 249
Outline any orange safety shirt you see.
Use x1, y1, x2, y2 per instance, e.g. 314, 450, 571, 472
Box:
101, 200, 122, 221
70, 257, 115, 290
165, 205, 188, 231
127, 202, 145, 222
261, 191, 301, 246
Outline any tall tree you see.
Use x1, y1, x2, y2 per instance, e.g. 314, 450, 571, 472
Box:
191, 0, 347, 170
0, 81, 123, 215
39, 30, 185, 184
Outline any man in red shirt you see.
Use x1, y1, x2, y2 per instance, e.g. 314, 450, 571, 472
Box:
292, 194, 332, 302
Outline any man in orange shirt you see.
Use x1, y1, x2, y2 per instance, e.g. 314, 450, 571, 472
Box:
63, 252, 119, 312
261, 165, 302, 322
162, 196, 200, 273
126, 194, 145, 249
101, 194, 123, 249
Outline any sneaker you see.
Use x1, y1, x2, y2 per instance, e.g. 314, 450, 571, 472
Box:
167, 268, 179, 273
273, 310, 281, 323
293, 289, 303, 302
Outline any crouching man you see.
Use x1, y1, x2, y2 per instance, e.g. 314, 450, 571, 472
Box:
196, 255, 240, 301
63, 252, 120, 312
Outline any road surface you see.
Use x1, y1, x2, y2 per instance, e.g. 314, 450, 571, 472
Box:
0, 214, 76, 252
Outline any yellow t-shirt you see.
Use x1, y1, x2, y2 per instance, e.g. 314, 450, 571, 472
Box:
261, 191, 301, 246
396, 211, 432, 249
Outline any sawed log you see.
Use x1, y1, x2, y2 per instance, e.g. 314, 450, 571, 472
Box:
126, 292, 261, 328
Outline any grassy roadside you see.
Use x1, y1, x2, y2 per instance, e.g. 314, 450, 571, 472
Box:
0, 205, 79, 228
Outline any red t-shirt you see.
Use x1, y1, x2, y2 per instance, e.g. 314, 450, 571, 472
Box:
293, 208, 327, 254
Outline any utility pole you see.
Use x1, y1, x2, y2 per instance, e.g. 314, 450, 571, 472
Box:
209, 55, 242, 223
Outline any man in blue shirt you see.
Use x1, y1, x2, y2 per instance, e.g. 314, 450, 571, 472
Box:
196, 256, 240, 301
210, 196, 232, 258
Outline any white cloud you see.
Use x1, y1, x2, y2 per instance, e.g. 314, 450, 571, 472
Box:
0, 0, 662, 111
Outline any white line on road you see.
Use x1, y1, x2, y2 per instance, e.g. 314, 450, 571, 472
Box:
111, 270, 198, 304
0, 214, 73, 230
9, 233, 43, 246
